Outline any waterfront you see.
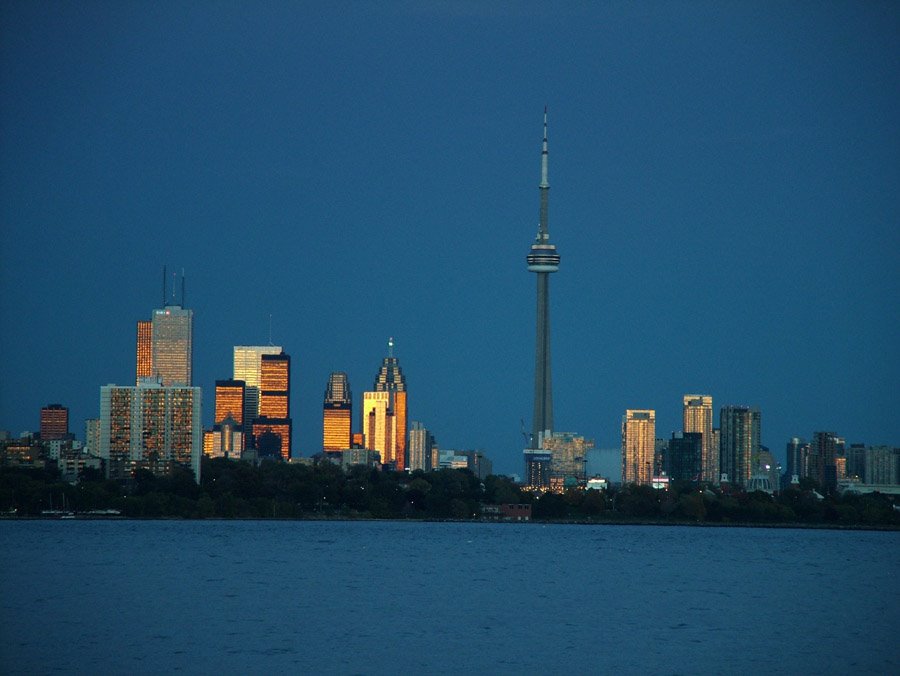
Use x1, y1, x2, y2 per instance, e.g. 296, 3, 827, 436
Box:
1, 520, 897, 674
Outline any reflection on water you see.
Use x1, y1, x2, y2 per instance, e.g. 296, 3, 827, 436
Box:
1, 521, 897, 675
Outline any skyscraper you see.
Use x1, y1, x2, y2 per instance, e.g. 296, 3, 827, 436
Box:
253, 352, 292, 459
135, 271, 193, 387
40, 404, 69, 440
99, 380, 202, 482
719, 405, 761, 488
408, 421, 434, 472
323, 372, 352, 451
526, 108, 560, 451
233, 345, 282, 438
622, 409, 655, 486
683, 395, 715, 483
362, 338, 407, 470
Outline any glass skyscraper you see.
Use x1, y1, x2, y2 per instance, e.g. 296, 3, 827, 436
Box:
323, 372, 352, 451
622, 409, 656, 486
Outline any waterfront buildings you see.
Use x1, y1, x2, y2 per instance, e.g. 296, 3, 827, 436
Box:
323, 372, 352, 451
622, 409, 655, 485
98, 379, 202, 482
526, 109, 560, 456
39, 404, 69, 440
719, 405, 761, 488
408, 421, 434, 472
135, 272, 193, 387
667, 431, 702, 483
683, 395, 715, 483
362, 339, 407, 470
233, 345, 282, 438
543, 432, 593, 489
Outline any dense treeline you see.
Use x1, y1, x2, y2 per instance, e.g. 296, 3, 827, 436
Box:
1, 460, 898, 527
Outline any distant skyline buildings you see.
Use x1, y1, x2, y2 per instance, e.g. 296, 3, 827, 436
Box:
323, 372, 352, 451
135, 271, 193, 388
254, 351, 292, 459
39, 404, 69, 441
622, 409, 656, 486
719, 405, 761, 487
362, 338, 407, 469
233, 345, 282, 439
683, 395, 715, 483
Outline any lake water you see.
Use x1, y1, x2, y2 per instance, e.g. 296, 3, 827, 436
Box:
1, 520, 897, 675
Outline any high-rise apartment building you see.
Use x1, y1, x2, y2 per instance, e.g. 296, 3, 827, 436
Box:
719, 405, 761, 488
362, 339, 407, 469
667, 432, 702, 483
683, 395, 715, 483
40, 404, 69, 440
99, 380, 202, 482
233, 345, 282, 437
811, 431, 844, 491
408, 421, 434, 472
622, 409, 656, 486
323, 372, 352, 451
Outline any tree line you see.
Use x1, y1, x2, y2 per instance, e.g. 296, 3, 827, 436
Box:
1, 459, 897, 526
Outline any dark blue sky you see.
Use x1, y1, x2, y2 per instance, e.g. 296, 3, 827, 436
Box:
2, 1, 898, 475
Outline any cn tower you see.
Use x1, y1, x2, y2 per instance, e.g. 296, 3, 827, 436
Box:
526, 108, 560, 449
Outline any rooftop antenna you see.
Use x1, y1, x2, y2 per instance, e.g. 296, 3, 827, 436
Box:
162, 265, 167, 306
268, 314, 273, 346
181, 269, 186, 307
172, 271, 177, 303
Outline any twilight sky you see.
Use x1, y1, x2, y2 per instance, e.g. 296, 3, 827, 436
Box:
1, 1, 897, 475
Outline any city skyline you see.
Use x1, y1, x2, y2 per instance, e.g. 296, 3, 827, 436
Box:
1, 3, 898, 475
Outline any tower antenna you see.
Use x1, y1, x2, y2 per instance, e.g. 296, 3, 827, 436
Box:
388, 336, 394, 358
268, 314, 273, 346
162, 265, 167, 306
181, 269, 186, 307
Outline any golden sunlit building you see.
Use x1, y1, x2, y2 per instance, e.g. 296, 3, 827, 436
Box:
362, 338, 408, 469
233, 345, 282, 437
252, 352, 292, 458
683, 395, 715, 483
135, 320, 152, 384
215, 380, 245, 426
622, 409, 655, 486
323, 372, 352, 451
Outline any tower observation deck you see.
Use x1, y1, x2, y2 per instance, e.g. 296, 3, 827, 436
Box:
526, 108, 560, 450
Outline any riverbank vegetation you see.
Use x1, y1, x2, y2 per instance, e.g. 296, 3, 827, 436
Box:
1, 459, 897, 527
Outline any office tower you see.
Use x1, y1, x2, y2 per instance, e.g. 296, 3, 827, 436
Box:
214, 380, 245, 426
408, 421, 434, 472
151, 305, 192, 387
864, 446, 897, 485
99, 380, 202, 482
252, 352, 292, 459
39, 404, 69, 440
667, 432, 702, 483
526, 108, 560, 452
323, 372, 352, 451
524, 450, 553, 488
683, 395, 715, 483
233, 345, 282, 437
544, 432, 593, 488
363, 338, 408, 469
786, 437, 810, 482
621, 409, 655, 485
136, 320, 152, 384
845, 443, 866, 481
719, 405, 761, 488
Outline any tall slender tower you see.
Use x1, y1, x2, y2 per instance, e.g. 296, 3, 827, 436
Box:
362, 338, 408, 470
527, 108, 560, 449
683, 395, 715, 483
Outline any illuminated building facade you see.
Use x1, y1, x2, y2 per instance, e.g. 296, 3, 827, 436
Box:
136, 320, 152, 384
215, 380, 245, 426
719, 405, 761, 487
363, 338, 408, 469
251, 418, 292, 460
40, 404, 69, 440
323, 372, 352, 451
622, 409, 656, 486
203, 416, 244, 460
543, 432, 593, 488
683, 395, 715, 483
252, 352, 292, 458
524, 450, 552, 489
233, 345, 282, 437
150, 305, 192, 386
99, 380, 202, 482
